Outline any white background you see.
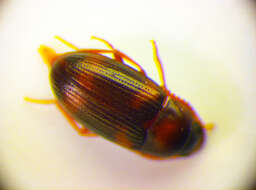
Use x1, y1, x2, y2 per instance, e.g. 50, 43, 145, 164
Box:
0, 0, 256, 189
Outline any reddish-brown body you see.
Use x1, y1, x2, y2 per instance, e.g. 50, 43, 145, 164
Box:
25, 36, 210, 159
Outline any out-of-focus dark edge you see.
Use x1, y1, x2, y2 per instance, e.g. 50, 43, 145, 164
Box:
0, 0, 6, 16
0, 0, 12, 189
247, 0, 256, 188
0, 179, 8, 190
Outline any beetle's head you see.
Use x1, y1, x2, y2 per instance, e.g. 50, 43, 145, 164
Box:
166, 94, 206, 156
141, 94, 206, 158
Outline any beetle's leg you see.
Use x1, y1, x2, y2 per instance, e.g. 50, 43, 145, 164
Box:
109, 49, 146, 75
55, 103, 97, 137
55, 36, 79, 50
91, 36, 146, 75
54, 36, 146, 75
24, 97, 97, 137
151, 40, 168, 93
24, 97, 56, 104
91, 36, 123, 63
77, 48, 147, 75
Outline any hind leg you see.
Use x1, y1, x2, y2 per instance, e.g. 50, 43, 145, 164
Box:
24, 97, 97, 137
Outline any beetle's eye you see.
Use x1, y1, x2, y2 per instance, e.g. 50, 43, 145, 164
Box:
178, 121, 205, 156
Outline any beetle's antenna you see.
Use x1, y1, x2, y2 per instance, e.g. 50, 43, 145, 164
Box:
151, 40, 167, 91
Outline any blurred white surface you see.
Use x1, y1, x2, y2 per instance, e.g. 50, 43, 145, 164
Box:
0, 0, 256, 189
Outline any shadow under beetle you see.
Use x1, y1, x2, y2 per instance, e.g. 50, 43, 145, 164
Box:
25, 36, 212, 160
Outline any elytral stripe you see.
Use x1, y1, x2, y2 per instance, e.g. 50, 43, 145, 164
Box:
73, 60, 160, 98
67, 61, 164, 111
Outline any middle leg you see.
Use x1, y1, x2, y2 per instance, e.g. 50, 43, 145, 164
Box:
91, 36, 146, 75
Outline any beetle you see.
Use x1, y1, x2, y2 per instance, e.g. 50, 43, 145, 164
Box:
25, 36, 212, 159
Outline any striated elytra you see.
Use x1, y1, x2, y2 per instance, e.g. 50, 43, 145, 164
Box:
25, 36, 212, 159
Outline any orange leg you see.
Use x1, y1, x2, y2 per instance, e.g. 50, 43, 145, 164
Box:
24, 97, 97, 137
55, 35, 146, 75
91, 36, 123, 63
151, 40, 168, 92
91, 36, 146, 75
55, 36, 79, 50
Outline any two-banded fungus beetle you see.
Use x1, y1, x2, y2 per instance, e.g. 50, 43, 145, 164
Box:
25, 36, 212, 159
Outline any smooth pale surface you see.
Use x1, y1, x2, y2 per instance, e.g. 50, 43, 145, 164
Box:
0, 0, 256, 189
